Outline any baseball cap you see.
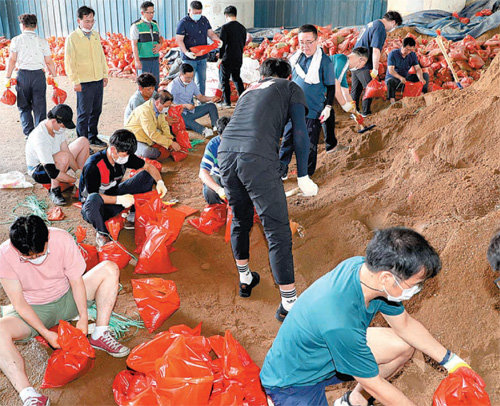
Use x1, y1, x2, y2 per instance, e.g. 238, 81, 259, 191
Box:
49, 104, 76, 129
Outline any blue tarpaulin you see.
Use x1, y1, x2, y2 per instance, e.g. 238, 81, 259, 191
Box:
403, 0, 500, 40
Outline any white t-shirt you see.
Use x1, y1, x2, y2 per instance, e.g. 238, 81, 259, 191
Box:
10, 31, 51, 71
25, 120, 67, 173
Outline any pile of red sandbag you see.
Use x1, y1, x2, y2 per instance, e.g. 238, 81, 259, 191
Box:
113, 324, 267, 405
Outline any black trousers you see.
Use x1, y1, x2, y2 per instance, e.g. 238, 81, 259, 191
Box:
386, 73, 430, 99
322, 103, 337, 151
219, 152, 294, 285
220, 61, 245, 105
279, 118, 322, 177
351, 68, 373, 115
16, 69, 47, 137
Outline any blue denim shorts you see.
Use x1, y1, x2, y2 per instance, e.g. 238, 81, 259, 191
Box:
264, 374, 353, 406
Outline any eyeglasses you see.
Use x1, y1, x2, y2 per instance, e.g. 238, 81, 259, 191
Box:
393, 274, 425, 290
299, 40, 317, 46
143, 11, 154, 14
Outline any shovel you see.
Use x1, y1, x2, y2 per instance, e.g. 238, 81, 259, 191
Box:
435, 29, 463, 89
351, 111, 376, 134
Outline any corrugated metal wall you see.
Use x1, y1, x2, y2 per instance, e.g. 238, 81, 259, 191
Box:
0, 0, 187, 39
254, 0, 388, 28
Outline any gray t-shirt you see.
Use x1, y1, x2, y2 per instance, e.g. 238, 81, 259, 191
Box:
166, 77, 200, 113
124, 90, 157, 124
25, 120, 66, 173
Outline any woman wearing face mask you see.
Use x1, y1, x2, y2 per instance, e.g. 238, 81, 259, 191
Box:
25, 104, 89, 206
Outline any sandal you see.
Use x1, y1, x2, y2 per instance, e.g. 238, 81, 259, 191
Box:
239, 271, 260, 298
275, 303, 289, 322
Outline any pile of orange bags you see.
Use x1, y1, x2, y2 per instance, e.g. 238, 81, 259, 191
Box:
113, 324, 267, 405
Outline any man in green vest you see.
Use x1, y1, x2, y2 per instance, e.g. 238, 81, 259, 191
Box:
130, 1, 164, 85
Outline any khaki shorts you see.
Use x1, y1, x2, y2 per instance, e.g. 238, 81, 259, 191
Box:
0, 289, 94, 342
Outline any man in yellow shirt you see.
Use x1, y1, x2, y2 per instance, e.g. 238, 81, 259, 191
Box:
64, 6, 108, 147
125, 89, 181, 160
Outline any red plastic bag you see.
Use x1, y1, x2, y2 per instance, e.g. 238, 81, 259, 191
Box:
433, 367, 491, 406
79, 243, 99, 272
188, 204, 227, 235
176, 130, 192, 150
469, 54, 485, 69
190, 42, 218, 56
363, 79, 387, 99
134, 223, 177, 274
171, 150, 188, 162
134, 191, 164, 253
113, 370, 158, 406
105, 213, 125, 240
209, 381, 245, 406
131, 278, 180, 333
169, 322, 202, 336
1, 88, 16, 105
168, 105, 186, 133
41, 320, 95, 388
403, 81, 424, 98
47, 206, 65, 221
98, 241, 131, 269
75, 225, 87, 244
52, 86, 67, 105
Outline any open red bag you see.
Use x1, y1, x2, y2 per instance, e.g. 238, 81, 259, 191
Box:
188, 204, 227, 235
134, 191, 164, 253
154, 336, 214, 405
134, 222, 177, 274
170, 150, 188, 162
52, 86, 67, 104
168, 105, 186, 131
113, 370, 158, 406
403, 81, 424, 98
105, 213, 125, 240
1, 88, 16, 105
176, 130, 192, 150
131, 278, 180, 333
98, 241, 131, 269
433, 367, 491, 406
209, 381, 245, 406
363, 79, 387, 99
169, 322, 202, 336
190, 42, 218, 56
41, 320, 95, 388
47, 206, 65, 221
75, 226, 99, 272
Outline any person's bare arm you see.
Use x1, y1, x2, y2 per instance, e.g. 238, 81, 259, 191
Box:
207, 29, 220, 43
176, 34, 189, 54
132, 39, 142, 70
199, 168, 220, 192
143, 161, 162, 182
372, 47, 382, 72
67, 277, 88, 335
414, 65, 425, 83
354, 374, 416, 406
6, 52, 17, 79
44, 55, 57, 77
388, 65, 406, 82
196, 94, 217, 103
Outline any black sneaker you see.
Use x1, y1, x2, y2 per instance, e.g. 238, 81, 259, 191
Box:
49, 187, 66, 206
89, 137, 107, 148
275, 303, 288, 322
239, 271, 260, 298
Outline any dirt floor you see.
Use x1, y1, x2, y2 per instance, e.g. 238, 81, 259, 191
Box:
0, 53, 499, 405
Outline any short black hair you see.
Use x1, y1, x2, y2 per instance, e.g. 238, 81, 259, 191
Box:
153, 89, 173, 104
352, 46, 369, 59
77, 6, 95, 19
190, 1, 203, 10
18, 14, 37, 28
298, 24, 318, 39
180, 63, 195, 74
140, 1, 154, 11
10, 215, 48, 256
366, 227, 441, 281
110, 129, 138, 154
403, 37, 416, 48
216, 116, 230, 135
137, 73, 157, 88
260, 58, 292, 79
487, 231, 500, 271
224, 6, 237, 17
384, 11, 403, 26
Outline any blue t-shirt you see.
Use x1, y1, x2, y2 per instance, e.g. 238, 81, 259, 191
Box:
166, 77, 201, 113
385, 49, 419, 81
176, 15, 212, 61
200, 135, 221, 178
260, 256, 405, 389
292, 52, 335, 119
354, 20, 387, 70
330, 54, 350, 88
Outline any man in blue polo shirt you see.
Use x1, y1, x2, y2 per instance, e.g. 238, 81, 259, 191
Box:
386, 37, 429, 104
352, 11, 402, 116
261, 227, 485, 406
279, 24, 335, 178
175, 1, 220, 95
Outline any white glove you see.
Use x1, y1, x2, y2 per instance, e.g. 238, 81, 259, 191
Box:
297, 175, 318, 197
443, 353, 470, 374
319, 106, 331, 123
156, 180, 167, 198
341, 101, 356, 113
216, 187, 226, 200
116, 194, 135, 208
370, 69, 379, 79
185, 51, 196, 60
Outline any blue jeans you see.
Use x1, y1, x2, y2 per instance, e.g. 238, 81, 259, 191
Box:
182, 103, 218, 135
137, 57, 160, 88
16, 69, 46, 137
76, 80, 103, 140
183, 58, 207, 95
264, 374, 353, 406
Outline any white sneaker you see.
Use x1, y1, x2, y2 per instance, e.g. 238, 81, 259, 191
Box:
333, 391, 373, 406
202, 128, 214, 138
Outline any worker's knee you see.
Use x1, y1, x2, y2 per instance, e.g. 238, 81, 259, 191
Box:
101, 260, 120, 281
392, 333, 415, 363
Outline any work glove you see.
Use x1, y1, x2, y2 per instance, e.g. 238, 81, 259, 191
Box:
116, 194, 135, 208
443, 352, 485, 387
216, 186, 226, 200
156, 180, 167, 198
370, 69, 378, 79
185, 51, 197, 60
341, 101, 357, 113
297, 175, 318, 197
319, 105, 331, 123
5, 78, 12, 88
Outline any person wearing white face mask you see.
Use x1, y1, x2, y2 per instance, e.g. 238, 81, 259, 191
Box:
261, 227, 485, 406
80, 129, 166, 247
25, 104, 89, 206
175, 0, 220, 95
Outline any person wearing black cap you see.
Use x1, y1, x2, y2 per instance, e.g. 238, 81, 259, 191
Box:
25, 104, 89, 205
